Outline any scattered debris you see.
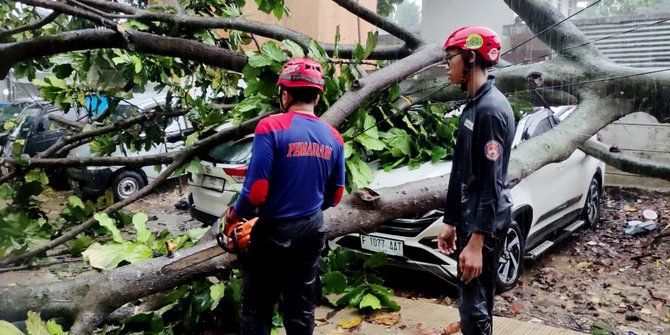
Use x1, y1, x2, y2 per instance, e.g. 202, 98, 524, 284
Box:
174, 199, 190, 210
625, 220, 657, 236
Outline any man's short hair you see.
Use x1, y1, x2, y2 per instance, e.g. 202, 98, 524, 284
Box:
283, 86, 320, 104
461, 49, 496, 69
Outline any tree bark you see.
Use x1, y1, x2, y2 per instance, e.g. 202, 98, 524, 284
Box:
581, 139, 670, 181
0, 29, 248, 79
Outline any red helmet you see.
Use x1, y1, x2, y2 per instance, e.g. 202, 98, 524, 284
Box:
443, 26, 502, 64
277, 58, 325, 91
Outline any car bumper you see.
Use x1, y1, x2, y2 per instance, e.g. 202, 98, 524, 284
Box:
188, 193, 219, 225
67, 166, 112, 198
328, 234, 459, 287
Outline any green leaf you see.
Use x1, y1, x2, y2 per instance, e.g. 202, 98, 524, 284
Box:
359, 293, 382, 310
362, 114, 379, 138
0, 321, 24, 335
307, 39, 327, 62
370, 283, 394, 296
94, 212, 124, 243
321, 271, 348, 294
185, 158, 204, 175
0, 184, 13, 199
375, 291, 400, 311
363, 31, 379, 59
25, 169, 49, 185
45, 320, 66, 335
431, 146, 448, 163
261, 42, 289, 63
355, 133, 386, 151
345, 155, 373, 189
82, 242, 153, 270
353, 44, 365, 62
334, 25, 341, 58
388, 83, 401, 102
382, 129, 412, 156
282, 39, 305, 58
246, 52, 273, 68
132, 213, 150, 244
210, 282, 225, 311
364, 252, 387, 269
343, 142, 354, 159
187, 227, 209, 242
65, 235, 93, 254
26, 311, 49, 335
68, 195, 85, 209
335, 285, 366, 307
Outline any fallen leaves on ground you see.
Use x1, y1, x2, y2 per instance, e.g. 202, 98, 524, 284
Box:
366, 311, 401, 326
492, 187, 670, 334
337, 316, 362, 329
442, 322, 460, 335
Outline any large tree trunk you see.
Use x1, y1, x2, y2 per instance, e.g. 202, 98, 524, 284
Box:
3, 0, 670, 333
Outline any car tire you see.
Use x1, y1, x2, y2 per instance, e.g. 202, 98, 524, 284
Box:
112, 171, 145, 201
582, 177, 601, 227
496, 220, 525, 293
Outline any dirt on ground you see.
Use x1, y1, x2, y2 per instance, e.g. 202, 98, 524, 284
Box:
2, 183, 669, 335
389, 186, 670, 335
491, 186, 670, 335
364, 186, 669, 335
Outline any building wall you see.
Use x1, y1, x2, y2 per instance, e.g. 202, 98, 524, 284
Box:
149, 0, 377, 47
243, 0, 377, 46
598, 113, 670, 191
420, 0, 516, 52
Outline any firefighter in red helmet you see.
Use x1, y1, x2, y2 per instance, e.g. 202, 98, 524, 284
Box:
225, 57, 345, 335
437, 26, 515, 335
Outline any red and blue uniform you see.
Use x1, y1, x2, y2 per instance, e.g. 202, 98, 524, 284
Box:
234, 111, 345, 335
232, 111, 345, 221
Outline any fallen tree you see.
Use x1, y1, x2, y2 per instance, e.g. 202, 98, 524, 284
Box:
1, 0, 670, 333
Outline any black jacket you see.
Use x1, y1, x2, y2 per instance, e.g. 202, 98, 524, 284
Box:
443, 76, 515, 236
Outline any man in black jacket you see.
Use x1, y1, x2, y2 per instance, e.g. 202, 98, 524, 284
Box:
437, 26, 515, 335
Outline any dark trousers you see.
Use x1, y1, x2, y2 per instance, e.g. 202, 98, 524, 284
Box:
456, 230, 503, 335
239, 211, 325, 335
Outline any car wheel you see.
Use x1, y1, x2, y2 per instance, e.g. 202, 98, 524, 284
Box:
496, 220, 525, 293
582, 177, 601, 227
112, 171, 145, 201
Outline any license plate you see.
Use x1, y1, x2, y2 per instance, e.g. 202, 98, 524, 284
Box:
202, 175, 225, 192
360, 235, 404, 257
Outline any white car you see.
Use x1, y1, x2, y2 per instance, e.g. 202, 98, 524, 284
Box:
329, 105, 605, 292
67, 92, 193, 201
188, 123, 254, 224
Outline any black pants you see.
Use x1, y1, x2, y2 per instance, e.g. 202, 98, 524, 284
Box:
456, 230, 503, 335
239, 211, 325, 335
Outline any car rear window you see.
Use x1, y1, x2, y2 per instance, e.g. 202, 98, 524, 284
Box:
205, 137, 253, 164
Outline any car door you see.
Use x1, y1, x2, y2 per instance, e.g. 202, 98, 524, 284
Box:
514, 108, 578, 238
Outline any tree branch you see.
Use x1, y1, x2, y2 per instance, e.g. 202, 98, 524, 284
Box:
39, 110, 187, 159
0, 115, 266, 267
17, 0, 120, 31
0, 11, 59, 40
2, 151, 177, 168
508, 94, 634, 187
48, 114, 84, 130
321, 43, 445, 126
580, 139, 670, 181
0, 29, 248, 79
503, 0, 603, 61
331, 0, 423, 49
75, 0, 412, 59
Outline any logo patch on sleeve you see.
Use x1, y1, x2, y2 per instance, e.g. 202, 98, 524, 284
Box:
485, 140, 502, 161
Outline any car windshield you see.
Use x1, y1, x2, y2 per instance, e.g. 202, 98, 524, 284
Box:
0, 103, 27, 124
206, 137, 253, 164
13, 107, 42, 139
